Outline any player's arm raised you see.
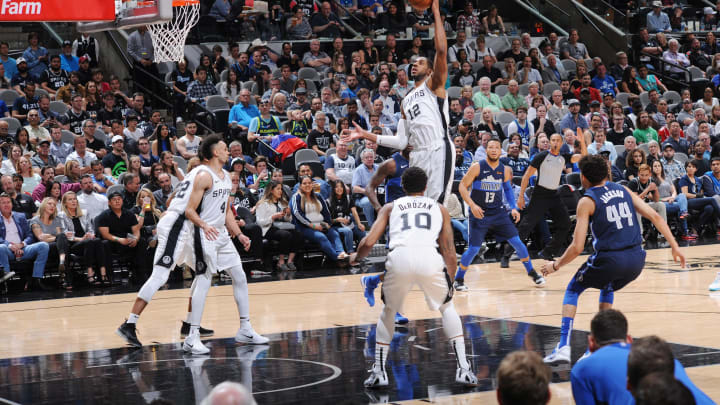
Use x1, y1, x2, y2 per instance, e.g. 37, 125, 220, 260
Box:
627, 187, 686, 268
542, 196, 594, 276
428, 0, 447, 97
438, 205, 458, 279
350, 203, 392, 263
225, 195, 251, 251
459, 163, 483, 219
570, 127, 588, 163
366, 158, 397, 210
185, 171, 219, 241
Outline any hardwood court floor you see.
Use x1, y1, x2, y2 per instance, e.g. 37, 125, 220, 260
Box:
2, 244, 720, 403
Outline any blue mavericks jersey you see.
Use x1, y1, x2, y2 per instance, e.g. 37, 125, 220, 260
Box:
385, 152, 409, 203
470, 160, 505, 211
584, 181, 642, 251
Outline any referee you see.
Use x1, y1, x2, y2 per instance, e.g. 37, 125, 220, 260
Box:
502, 131, 587, 266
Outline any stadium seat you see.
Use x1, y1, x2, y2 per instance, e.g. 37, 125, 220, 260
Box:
206, 95, 230, 111
675, 152, 688, 164
0, 117, 21, 134
519, 83, 530, 96
0, 90, 19, 108
616, 92, 631, 107
663, 90, 681, 104
639, 91, 649, 107
173, 156, 188, 172
106, 184, 124, 196
61, 130, 76, 144
298, 67, 321, 82
615, 144, 626, 156
495, 85, 508, 97
447, 86, 462, 99
49, 101, 69, 115
496, 111, 515, 126
543, 82, 560, 98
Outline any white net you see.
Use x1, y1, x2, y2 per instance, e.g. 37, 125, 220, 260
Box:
147, 1, 200, 62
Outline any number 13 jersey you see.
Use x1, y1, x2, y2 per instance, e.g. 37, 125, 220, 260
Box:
388, 196, 443, 250
584, 181, 642, 252
470, 160, 505, 212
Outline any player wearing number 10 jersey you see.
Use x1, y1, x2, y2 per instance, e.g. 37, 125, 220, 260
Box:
350, 167, 478, 388
540, 155, 685, 365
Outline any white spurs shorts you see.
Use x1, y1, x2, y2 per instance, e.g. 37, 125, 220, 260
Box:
381, 246, 453, 312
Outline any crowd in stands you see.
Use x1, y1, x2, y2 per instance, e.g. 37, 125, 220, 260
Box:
3, 0, 720, 294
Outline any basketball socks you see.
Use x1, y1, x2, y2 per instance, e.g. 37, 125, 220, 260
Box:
190, 325, 199, 336
374, 342, 389, 371
127, 313, 140, 324
521, 259, 534, 275
185, 312, 192, 323
456, 245, 482, 280
450, 337, 470, 370
559, 317, 574, 347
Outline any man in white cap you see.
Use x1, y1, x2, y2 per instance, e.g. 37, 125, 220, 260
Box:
647, 1, 670, 33
702, 7, 717, 29
102, 135, 129, 178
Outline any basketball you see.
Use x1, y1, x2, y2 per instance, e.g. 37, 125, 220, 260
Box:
408, 0, 432, 11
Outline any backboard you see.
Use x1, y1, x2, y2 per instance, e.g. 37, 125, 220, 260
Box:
77, 0, 172, 33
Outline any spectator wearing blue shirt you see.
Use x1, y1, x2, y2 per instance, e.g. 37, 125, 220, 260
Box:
208, 0, 232, 22
59, 41, 79, 73
571, 309, 713, 405
22, 32, 48, 79
646, 1, 671, 33
559, 99, 589, 133
0, 42, 17, 81
230, 53, 256, 82
591, 64, 619, 97
0, 100, 8, 118
341, 74, 360, 104
228, 89, 260, 130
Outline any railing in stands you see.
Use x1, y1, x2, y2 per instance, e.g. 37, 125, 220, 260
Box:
513, 0, 568, 36
640, 51, 693, 89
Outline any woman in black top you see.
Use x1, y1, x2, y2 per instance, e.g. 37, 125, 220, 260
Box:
476, 107, 506, 141
379, 3, 407, 36
58, 192, 110, 288
328, 180, 366, 253
624, 148, 646, 181
621, 67, 642, 95
144, 163, 163, 192
361, 37, 380, 67
199, 54, 218, 84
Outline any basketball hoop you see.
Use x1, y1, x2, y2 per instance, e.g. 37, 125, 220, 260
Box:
146, 0, 199, 62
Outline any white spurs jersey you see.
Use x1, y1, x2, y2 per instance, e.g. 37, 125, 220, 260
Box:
402, 80, 450, 149
165, 166, 231, 228
197, 167, 232, 228
388, 196, 443, 250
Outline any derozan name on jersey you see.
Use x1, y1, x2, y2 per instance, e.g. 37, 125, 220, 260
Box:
1, 0, 41, 15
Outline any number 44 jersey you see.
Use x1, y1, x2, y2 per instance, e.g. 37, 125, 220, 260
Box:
388, 196, 443, 250
584, 181, 642, 252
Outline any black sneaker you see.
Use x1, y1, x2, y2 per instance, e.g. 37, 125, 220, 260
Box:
500, 255, 510, 268
117, 321, 142, 347
180, 321, 215, 337
537, 249, 554, 261
528, 270, 546, 287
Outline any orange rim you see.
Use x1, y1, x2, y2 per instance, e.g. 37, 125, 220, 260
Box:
172, 0, 200, 6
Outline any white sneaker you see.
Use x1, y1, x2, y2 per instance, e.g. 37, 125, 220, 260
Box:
453, 280, 469, 292
183, 332, 210, 355
0, 271, 15, 284
364, 365, 389, 388
235, 327, 270, 344
456, 367, 478, 386
709, 272, 720, 291
543, 343, 571, 365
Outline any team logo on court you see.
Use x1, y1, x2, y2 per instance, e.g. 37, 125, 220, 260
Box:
162, 255, 172, 265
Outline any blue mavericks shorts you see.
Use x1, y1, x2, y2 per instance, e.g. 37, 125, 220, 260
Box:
574, 245, 646, 291
469, 209, 519, 245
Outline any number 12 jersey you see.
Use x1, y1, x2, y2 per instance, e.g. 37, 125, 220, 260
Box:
584, 181, 642, 252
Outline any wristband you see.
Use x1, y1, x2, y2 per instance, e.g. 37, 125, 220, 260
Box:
138, 213, 145, 217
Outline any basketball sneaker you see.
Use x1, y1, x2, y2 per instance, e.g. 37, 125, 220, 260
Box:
183, 331, 210, 355
180, 321, 214, 337
500, 254, 510, 268
709, 272, 720, 291
576, 348, 592, 362
364, 364, 389, 388
0, 270, 14, 284
361, 274, 380, 307
394, 313, 409, 324
453, 279, 468, 292
117, 321, 142, 348
235, 326, 270, 344
543, 343, 571, 365
456, 367, 479, 386
529, 270, 546, 287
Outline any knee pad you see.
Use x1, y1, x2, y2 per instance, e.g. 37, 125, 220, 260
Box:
137, 268, 172, 302
562, 277, 586, 306
507, 236, 529, 260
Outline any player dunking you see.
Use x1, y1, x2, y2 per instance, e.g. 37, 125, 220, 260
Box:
343, 0, 453, 205
540, 155, 685, 364
117, 135, 268, 353
454, 138, 545, 291
351, 167, 478, 388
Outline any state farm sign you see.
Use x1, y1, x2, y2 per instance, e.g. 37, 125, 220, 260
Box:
0, 0, 114, 21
